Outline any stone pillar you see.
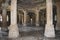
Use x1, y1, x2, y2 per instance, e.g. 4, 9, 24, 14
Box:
56, 2, 60, 30
1, 0, 9, 31
44, 0, 55, 37
23, 10, 27, 26
22, 15, 23, 24
35, 10, 39, 26
2, 4, 7, 30
19, 14, 20, 24
9, 0, 19, 38
0, 14, 2, 22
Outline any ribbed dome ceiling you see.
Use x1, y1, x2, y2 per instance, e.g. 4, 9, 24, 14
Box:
17, 0, 45, 8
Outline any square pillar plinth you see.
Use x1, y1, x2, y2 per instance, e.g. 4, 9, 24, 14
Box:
44, 24, 55, 37
9, 24, 19, 38
36, 23, 39, 26
23, 23, 26, 27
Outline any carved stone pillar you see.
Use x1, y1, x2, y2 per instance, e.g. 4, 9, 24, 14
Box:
44, 0, 55, 37
35, 10, 39, 26
9, 0, 19, 38
56, 2, 60, 30
2, 4, 7, 30
23, 10, 27, 26
1, 0, 9, 31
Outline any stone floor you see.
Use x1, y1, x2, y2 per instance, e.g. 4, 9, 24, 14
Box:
0, 26, 60, 40
0, 30, 60, 40
0, 32, 60, 40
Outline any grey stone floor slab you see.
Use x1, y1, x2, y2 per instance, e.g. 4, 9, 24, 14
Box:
0, 26, 60, 40
0, 37, 59, 40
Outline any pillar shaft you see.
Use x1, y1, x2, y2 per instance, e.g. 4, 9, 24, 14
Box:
44, 0, 55, 37
19, 14, 20, 24
22, 15, 24, 25
23, 11, 27, 26
1, 0, 9, 30
11, 0, 17, 25
46, 0, 53, 24
56, 2, 60, 30
2, 8, 7, 28
9, 0, 19, 38
35, 10, 39, 26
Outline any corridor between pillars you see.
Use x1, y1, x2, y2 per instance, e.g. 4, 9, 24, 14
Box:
44, 0, 55, 37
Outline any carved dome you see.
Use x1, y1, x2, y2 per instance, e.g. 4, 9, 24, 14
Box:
17, 0, 45, 8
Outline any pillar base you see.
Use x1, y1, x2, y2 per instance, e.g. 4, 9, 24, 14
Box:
44, 24, 55, 37
8, 24, 19, 38
36, 23, 39, 26
23, 24, 26, 27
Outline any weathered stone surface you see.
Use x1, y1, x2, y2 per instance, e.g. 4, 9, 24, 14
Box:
56, 2, 60, 30
44, 0, 55, 37
9, 25, 19, 38
44, 24, 55, 37
9, 0, 19, 38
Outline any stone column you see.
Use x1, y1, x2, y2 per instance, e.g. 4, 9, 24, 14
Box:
19, 14, 20, 24
22, 15, 23, 24
23, 10, 27, 26
44, 0, 55, 37
1, 0, 9, 31
9, 0, 19, 38
2, 4, 7, 30
56, 2, 60, 30
35, 10, 39, 26
0, 14, 2, 22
